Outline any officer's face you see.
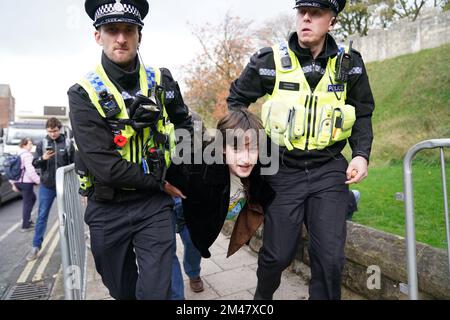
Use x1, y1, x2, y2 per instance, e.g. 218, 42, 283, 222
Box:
95, 23, 140, 69
296, 8, 336, 48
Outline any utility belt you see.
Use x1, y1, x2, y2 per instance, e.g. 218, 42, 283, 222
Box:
76, 158, 166, 203
262, 98, 356, 151
81, 181, 159, 203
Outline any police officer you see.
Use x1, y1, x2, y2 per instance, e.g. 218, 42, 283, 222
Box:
68, 0, 191, 300
227, 0, 375, 299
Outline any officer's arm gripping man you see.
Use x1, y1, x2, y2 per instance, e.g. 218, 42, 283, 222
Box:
68, 68, 192, 191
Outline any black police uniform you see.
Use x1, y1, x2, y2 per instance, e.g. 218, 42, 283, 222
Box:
68, 0, 192, 300
227, 13, 375, 300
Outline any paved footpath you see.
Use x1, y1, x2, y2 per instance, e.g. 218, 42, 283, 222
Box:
51, 231, 311, 300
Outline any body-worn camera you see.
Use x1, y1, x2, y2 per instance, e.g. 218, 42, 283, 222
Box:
335, 40, 353, 83
98, 90, 121, 118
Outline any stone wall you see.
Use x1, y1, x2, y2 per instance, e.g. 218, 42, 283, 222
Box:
222, 220, 450, 300
349, 9, 450, 62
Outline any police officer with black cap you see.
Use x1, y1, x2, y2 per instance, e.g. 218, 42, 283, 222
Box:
68, 0, 192, 300
227, 0, 375, 299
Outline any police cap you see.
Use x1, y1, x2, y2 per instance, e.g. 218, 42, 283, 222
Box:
293, 0, 346, 14
85, 0, 149, 28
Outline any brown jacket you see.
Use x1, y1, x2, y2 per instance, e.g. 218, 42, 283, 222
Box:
170, 163, 274, 259
227, 179, 264, 257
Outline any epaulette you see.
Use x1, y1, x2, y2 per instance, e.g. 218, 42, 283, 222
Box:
255, 47, 273, 58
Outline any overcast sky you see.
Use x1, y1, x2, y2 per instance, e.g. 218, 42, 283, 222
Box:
0, 0, 294, 114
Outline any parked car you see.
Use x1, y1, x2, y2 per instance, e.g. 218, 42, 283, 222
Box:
0, 154, 22, 205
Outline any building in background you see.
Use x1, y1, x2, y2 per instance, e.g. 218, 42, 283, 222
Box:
16, 106, 69, 126
0, 84, 15, 128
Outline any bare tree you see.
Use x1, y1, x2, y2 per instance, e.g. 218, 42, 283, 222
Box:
334, 0, 394, 40
255, 13, 296, 46
445, 0, 450, 10
434, 0, 449, 7
387, 0, 427, 21
183, 13, 256, 125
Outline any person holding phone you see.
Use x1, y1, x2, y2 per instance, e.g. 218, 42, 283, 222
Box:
26, 118, 74, 261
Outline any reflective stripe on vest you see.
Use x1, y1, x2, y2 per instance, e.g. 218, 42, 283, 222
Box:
261, 41, 356, 151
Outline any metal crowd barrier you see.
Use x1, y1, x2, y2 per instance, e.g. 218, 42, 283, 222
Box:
56, 164, 87, 300
403, 139, 450, 300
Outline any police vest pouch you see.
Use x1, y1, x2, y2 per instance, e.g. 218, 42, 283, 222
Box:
261, 99, 292, 146
331, 104, 356, 142
78, 175, 94, 197
316, 105, 334, 149
290, 105, 306, 139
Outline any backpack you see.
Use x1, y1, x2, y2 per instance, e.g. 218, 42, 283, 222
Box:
4, 154, 23, 181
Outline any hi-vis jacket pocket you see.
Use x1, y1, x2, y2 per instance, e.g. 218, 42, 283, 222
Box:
316, 105, 334, 149
262, 100, 306, 148
262, 100, 289, 135
289, 105, 306, 139
331, 104, 356, 142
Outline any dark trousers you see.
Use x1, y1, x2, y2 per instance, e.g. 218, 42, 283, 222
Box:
255, 157, 349, 300
85, 192, 174, 300
15, 183, 37, 229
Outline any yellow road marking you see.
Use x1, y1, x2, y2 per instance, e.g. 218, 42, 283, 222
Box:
32, 232, 60, 282
17, 221, 59, 283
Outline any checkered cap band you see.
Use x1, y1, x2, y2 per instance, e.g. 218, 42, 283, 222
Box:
328, 0, 339, 12
294, 0, 343, 13
95, 3, 142, 21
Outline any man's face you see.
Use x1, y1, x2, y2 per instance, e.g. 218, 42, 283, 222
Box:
47, 127, 61, 141
225, 131, 259, 178
296, 7, 335, 48
95, 23, 140, 68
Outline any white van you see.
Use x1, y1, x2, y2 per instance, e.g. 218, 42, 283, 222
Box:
0, 121, 47, 155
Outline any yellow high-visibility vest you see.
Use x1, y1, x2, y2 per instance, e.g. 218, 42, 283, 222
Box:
261, 42, 356, 151
77, 63, 175, 191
